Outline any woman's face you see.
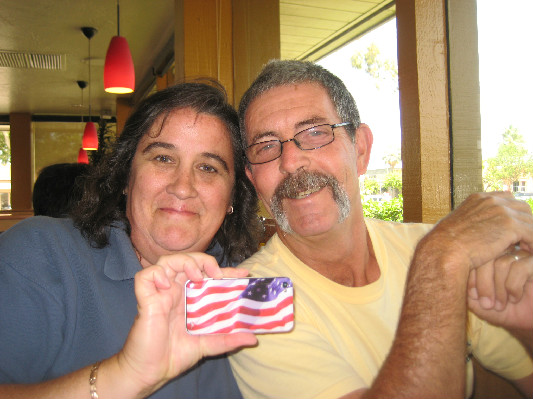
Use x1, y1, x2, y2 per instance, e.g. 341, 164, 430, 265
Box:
126, 107, 235, 265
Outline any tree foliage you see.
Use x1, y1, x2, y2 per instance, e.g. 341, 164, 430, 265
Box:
483, 126, 533, 191
0, 131, 10, 165
351, 43, 398, 90
382, 150, 401, 171
363, 194, 403, 222
363, 177, 380, 195
383, 171, 402, 195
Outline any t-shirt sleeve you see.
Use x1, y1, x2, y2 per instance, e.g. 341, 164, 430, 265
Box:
0, 258, 65, 383
469, 313, 533, 381
230, 320, 365, 399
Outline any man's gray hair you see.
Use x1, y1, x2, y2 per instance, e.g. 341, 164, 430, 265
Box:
238, 59, 361, 146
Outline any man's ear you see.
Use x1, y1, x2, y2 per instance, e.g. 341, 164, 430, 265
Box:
245, 165, 255, 186
245, 165, 272, 217
354, 123, 373, 176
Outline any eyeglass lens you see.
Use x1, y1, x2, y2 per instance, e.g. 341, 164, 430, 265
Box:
246, 124, 336, 164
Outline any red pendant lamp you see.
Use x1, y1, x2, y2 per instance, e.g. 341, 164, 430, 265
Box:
78, 148, 89, 164
82, 122, 98, 150
104, 1, 135, 94
81, 27, 99, 150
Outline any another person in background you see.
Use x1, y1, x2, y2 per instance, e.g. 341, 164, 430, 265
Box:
32, 162, 89, 217
0, 81, 261, 398
229, 60, 533, 398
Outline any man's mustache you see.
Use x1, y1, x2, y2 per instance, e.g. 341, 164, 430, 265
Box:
272, 170, 337, 201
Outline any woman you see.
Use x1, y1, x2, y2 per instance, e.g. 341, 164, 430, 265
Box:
0, 81, 261, 398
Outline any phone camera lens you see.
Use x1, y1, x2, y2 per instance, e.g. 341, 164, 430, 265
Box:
282, 281, 288, 288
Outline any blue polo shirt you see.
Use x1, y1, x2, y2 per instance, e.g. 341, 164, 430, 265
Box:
0, 216, 242, 398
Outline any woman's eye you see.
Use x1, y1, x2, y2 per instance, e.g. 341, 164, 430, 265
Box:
199, 164, 217, 173
154, 154, 173, 163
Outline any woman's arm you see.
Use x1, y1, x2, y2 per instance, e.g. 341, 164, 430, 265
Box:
0, 253, 257, 399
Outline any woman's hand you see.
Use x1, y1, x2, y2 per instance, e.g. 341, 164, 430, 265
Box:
468, 250, 533, 331
116, 253, 257, 396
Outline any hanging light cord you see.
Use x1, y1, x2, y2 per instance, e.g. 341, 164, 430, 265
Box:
116, 0, 120, 36
87, 36, 92, 120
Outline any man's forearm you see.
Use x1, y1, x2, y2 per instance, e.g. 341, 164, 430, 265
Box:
365, 237, 470, 399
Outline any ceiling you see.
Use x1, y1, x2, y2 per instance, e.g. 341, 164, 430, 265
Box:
0, 0, 394, 121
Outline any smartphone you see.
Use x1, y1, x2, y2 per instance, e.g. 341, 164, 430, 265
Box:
185, 277, 294, 335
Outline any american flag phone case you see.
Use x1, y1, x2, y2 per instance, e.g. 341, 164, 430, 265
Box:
185, 277, 294, 334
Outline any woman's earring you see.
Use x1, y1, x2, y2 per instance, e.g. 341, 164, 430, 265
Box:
228, 206, 234, 214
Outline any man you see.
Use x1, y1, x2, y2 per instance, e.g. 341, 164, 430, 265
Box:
229, 60, 533, 399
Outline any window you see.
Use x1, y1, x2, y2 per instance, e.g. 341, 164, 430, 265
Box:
0, 126, 11, 210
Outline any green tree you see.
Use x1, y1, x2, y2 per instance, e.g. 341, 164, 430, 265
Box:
351, 43, 398, 90
483, 126, 533, 191
363, 194, 403, 222
363, 177, 380, 195
383, 171, 402, 197
0, 131, 10, 165
382, 150, 401, 171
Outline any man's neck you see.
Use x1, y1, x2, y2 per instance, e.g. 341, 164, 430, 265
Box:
276, 220, 380, 287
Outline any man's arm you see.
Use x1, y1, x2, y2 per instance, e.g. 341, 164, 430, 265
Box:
363, 237, 470, 398
347, 193, 533, 399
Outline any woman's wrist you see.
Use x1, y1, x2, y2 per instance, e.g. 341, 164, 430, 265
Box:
509, 328, 533, 358
95, 355, 159, 399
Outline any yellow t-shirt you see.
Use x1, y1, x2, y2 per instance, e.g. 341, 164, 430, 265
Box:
230, 218, 533, 399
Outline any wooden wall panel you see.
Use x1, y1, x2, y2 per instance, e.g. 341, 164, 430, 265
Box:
448, 0, 483, 207
9, 113, 32, 210
232, 0, 280, 107
396, 0, 451, 223
175, 0, 234, 103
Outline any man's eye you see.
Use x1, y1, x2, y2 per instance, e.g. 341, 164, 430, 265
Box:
306, 127, 328, 137
256, 141, 279, 154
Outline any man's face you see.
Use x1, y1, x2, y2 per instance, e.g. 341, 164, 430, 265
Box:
244, 82, 372, 238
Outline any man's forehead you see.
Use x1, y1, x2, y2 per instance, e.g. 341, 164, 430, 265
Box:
244, 82, 335, 131
250, 81, 326, 105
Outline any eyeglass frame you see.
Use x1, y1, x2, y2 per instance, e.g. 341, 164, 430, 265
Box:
244, 122, 354, 165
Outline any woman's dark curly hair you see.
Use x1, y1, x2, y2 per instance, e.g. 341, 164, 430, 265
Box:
71, 80, 262, 263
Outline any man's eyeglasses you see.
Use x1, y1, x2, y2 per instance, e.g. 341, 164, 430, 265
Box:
245, 122, 353, 165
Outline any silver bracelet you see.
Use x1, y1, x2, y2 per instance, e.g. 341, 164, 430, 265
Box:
89, 361, 101, 399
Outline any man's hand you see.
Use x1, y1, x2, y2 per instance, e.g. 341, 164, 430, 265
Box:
427, 192, 533, 271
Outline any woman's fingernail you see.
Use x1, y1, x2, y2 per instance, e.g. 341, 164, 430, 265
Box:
480, 296, 493, 309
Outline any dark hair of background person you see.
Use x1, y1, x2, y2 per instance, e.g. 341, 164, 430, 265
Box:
238, 59, 360, 147
71, 80, 262, 264
32, 162, 89, 218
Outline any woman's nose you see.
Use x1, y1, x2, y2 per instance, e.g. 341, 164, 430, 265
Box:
167, 169, 198, 199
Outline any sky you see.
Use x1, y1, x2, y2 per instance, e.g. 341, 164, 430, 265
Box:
317, 0, 533, 170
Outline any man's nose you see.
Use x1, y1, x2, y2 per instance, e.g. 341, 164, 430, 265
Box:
278, 139, 311, 175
